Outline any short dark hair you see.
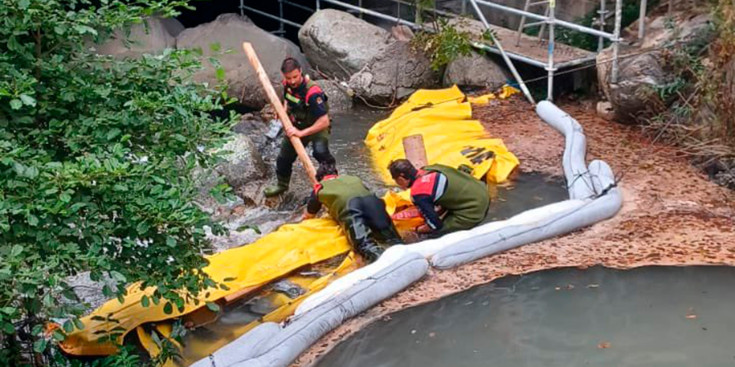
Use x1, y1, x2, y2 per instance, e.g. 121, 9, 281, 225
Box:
388, 159, 418, 181
316, 162, 338, 181
281, 57, 301, 73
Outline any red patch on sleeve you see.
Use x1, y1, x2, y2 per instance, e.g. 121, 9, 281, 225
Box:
313, 183, 323, 195
410, 172, 437, 197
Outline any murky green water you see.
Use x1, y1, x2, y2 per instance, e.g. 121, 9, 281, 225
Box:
318, 266, 735, 367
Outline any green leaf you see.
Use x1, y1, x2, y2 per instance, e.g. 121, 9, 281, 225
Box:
73, 318, 85, 331
110, 271, 126, 283
215, 67, 226, 81
19, 94, 36, 107
209, 42, 221, 52
9, 99, 22, 110
106, 128, 121, 141
33, 338, 47, 353
27, 214, 38, 226
165, 236, 176, 248
18, 0, 30, 9
205, 302, 220, 313
163, 302, 173, 315
236, 225, 260, 234
52, 330, 66, 342
44, 187, 58, 195
10, 245, 23, 257
60, 192, 72, 203
2, 322, 14, 334
141, 295, 150, 307
63, 320, 74, 333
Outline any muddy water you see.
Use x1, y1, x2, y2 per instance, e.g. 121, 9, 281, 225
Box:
317, 266, 735, 367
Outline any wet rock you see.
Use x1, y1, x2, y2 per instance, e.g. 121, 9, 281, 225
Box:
160, 17, 185, 37
442, 52, 509, 89
349, 41, 440, 105
299, 9, 392, 78
94, 17, 177, 58
177, 14, 310, 110
66, 272, 119, 311
315, 79, 354, 112
215, 134, 268, 203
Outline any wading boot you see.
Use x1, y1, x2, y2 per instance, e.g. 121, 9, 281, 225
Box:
346, 218, 384, 263
264, 176, 289, 197
376, 227, 404, 247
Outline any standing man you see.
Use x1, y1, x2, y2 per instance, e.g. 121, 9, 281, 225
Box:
264, 57, 336, 197
388, 159, 490, 236
303, 163, 403, 263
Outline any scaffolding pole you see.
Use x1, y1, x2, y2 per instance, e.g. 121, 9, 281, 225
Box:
638, 0, 647, 39
546, 1, 556, 101
468, 0, 536, 105
598, 0, 607, 51
611, 0, 623, 83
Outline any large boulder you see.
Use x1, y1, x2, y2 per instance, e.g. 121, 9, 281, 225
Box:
349, 41, 440, 105
315, 79, 353, 112
596, 9, 713, 123
443, 52, 509, 89
94, 17, 177, 58
177, 14, 310, 110
215, 134, 268, 203
299, 9, 393, 78
596, 46, 668, 123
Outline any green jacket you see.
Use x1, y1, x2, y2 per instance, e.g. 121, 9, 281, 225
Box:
317, 175, 371, 223
423, 164, 490, 230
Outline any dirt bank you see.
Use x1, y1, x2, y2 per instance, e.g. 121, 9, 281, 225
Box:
292, 97, 735, 367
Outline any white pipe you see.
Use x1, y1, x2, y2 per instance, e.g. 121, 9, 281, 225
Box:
611, 0, 623, 83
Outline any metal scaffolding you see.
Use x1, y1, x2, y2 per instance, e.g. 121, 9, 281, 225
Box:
238, 0, 627, 104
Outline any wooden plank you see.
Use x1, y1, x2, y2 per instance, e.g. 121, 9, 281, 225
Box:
402, 135, 428, 169
242, 42, 318, 186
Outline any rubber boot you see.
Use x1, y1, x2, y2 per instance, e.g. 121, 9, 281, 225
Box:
264, 176, 289, 197
346, 218, 384, 263
376, 227, 404, 247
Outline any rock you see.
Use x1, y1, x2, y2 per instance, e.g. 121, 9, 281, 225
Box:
215, 134, 268, 203
299, 9, 393, 78
391, 25, 414, 41
442, 52, 509, 89
596, 101, 616, 121
596, 9, 713, 123
177, 14, 310, 109
349, 41, 440, 105
596, 46, 667, 123
315, 79, 353, 112
94, 17, 176, 58
160, 17, 185, 37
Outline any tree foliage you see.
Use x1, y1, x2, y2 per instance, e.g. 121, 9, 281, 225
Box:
0, 0, 236, 365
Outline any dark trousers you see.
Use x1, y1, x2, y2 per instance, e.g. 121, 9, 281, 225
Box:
343, 195, 403, 262
275, 129, 335, 181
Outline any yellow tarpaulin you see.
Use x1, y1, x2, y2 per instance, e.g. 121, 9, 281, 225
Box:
365, 86, 519, 184
59, 219, 351, 356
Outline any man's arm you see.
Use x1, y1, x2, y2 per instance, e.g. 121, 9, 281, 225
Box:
413, 194, 443, 233
303, 187, 322, 219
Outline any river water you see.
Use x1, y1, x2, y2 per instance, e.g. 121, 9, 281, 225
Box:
318, 266, 735, 367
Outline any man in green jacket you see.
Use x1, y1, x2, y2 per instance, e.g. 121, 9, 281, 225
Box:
303, 163, 403, 262
265, 57, 335, 197
388, 159, 490, 236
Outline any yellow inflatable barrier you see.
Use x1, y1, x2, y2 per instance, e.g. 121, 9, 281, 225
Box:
365, 86, 519, 184
58, 219, 351, 356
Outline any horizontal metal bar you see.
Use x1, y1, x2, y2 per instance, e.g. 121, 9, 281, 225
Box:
281, 0, 314, 13
241, 5, 302, 28
322, 0, 418, 28
473, 0, 617, 40
473, 42, 548, 68
522, 20, 546, 28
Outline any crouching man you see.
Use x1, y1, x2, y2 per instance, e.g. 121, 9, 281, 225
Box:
303, 163, 403, 263
388, 159, 490, 236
